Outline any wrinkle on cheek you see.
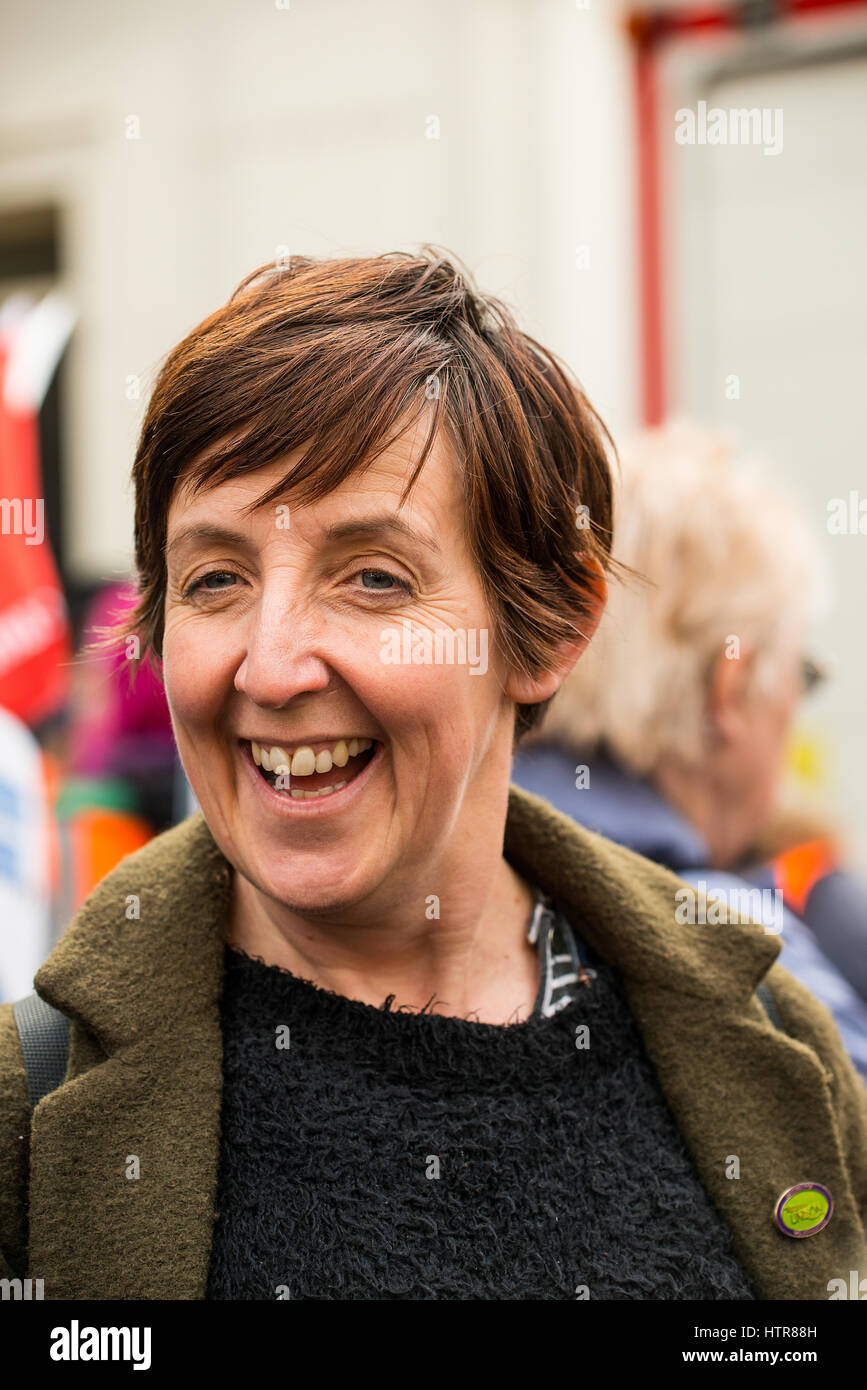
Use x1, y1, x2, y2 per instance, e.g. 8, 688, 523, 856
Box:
164, 602, 244, 655
392, 667, 483, 772
162, 607, 206, 644
400, 583, 484, 630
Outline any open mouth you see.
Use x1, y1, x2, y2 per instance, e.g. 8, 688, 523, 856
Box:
243, 737, 378, 801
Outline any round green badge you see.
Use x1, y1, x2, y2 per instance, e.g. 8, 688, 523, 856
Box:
775, 1183, 833, 1237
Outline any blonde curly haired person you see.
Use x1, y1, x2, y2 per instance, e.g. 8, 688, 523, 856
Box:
512, 418, 867, 1067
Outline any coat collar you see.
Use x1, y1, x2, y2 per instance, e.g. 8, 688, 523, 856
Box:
29, 786, 865, 1298
36, 788, 779, 1047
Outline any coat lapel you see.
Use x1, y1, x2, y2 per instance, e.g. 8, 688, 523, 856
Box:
28, 787, 867, 1299
502, 786, 867, 1300
30, 815, 230, 1299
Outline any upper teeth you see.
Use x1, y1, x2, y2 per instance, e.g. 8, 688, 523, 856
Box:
251, 737, 373, 775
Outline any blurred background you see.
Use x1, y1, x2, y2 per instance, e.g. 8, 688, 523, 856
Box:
1, 0, 866, 1000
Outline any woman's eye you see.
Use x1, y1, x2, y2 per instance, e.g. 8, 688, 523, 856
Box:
184, 570, 239, 597
355, 568, 414, 596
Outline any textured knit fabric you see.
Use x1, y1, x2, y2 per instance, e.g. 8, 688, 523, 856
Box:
205, 898, 756, 1301
5, 791, 867, 1300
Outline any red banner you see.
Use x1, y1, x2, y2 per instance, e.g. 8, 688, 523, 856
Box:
0, 341, 70, 725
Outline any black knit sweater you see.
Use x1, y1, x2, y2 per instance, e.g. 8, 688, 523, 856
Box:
206, 904, 755, 1301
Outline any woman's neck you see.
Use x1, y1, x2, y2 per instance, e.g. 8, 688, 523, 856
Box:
225, 855, 540, 1024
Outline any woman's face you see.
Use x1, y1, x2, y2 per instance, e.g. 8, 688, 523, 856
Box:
162, 419, 536, 916
722, 643, 806, 858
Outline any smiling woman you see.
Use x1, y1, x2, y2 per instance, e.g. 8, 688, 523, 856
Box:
156, 408, 611, 960
1, 248, 866, 1303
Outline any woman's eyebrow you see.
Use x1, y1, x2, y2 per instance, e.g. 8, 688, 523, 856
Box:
165, 523, 253, 559
322, 516, 442, 557
165, 516, 442, 561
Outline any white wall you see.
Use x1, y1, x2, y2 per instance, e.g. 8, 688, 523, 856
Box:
0, 0, 638, 579
663, 19, 867, 863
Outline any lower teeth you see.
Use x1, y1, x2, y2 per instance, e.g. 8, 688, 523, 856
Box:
287, 781, 347, 800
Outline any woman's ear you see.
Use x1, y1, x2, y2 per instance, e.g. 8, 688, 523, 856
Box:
504, 555, 608, 706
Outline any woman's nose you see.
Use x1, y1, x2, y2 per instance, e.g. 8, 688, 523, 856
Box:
233, 604, 332, 709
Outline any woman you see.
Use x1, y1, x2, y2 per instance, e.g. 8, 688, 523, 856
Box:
1, 252, 865, 1301
511, 420, 867, 1065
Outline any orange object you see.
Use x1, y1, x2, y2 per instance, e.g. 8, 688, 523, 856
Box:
55, 807, 154, 923
772, 838, 840, 919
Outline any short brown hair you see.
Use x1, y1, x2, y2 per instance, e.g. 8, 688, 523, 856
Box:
126, 246, 618, 742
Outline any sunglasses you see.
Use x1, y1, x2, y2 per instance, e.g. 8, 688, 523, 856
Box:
800, 656, 828, 696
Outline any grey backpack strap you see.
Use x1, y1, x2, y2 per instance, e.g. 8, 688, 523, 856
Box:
12, 993, 71, 1109
756, 980, 784, 1032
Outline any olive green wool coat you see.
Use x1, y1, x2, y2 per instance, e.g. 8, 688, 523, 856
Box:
1, 785, 866, 1300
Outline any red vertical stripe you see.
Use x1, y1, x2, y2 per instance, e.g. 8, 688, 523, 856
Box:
634, 37, 665, 424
